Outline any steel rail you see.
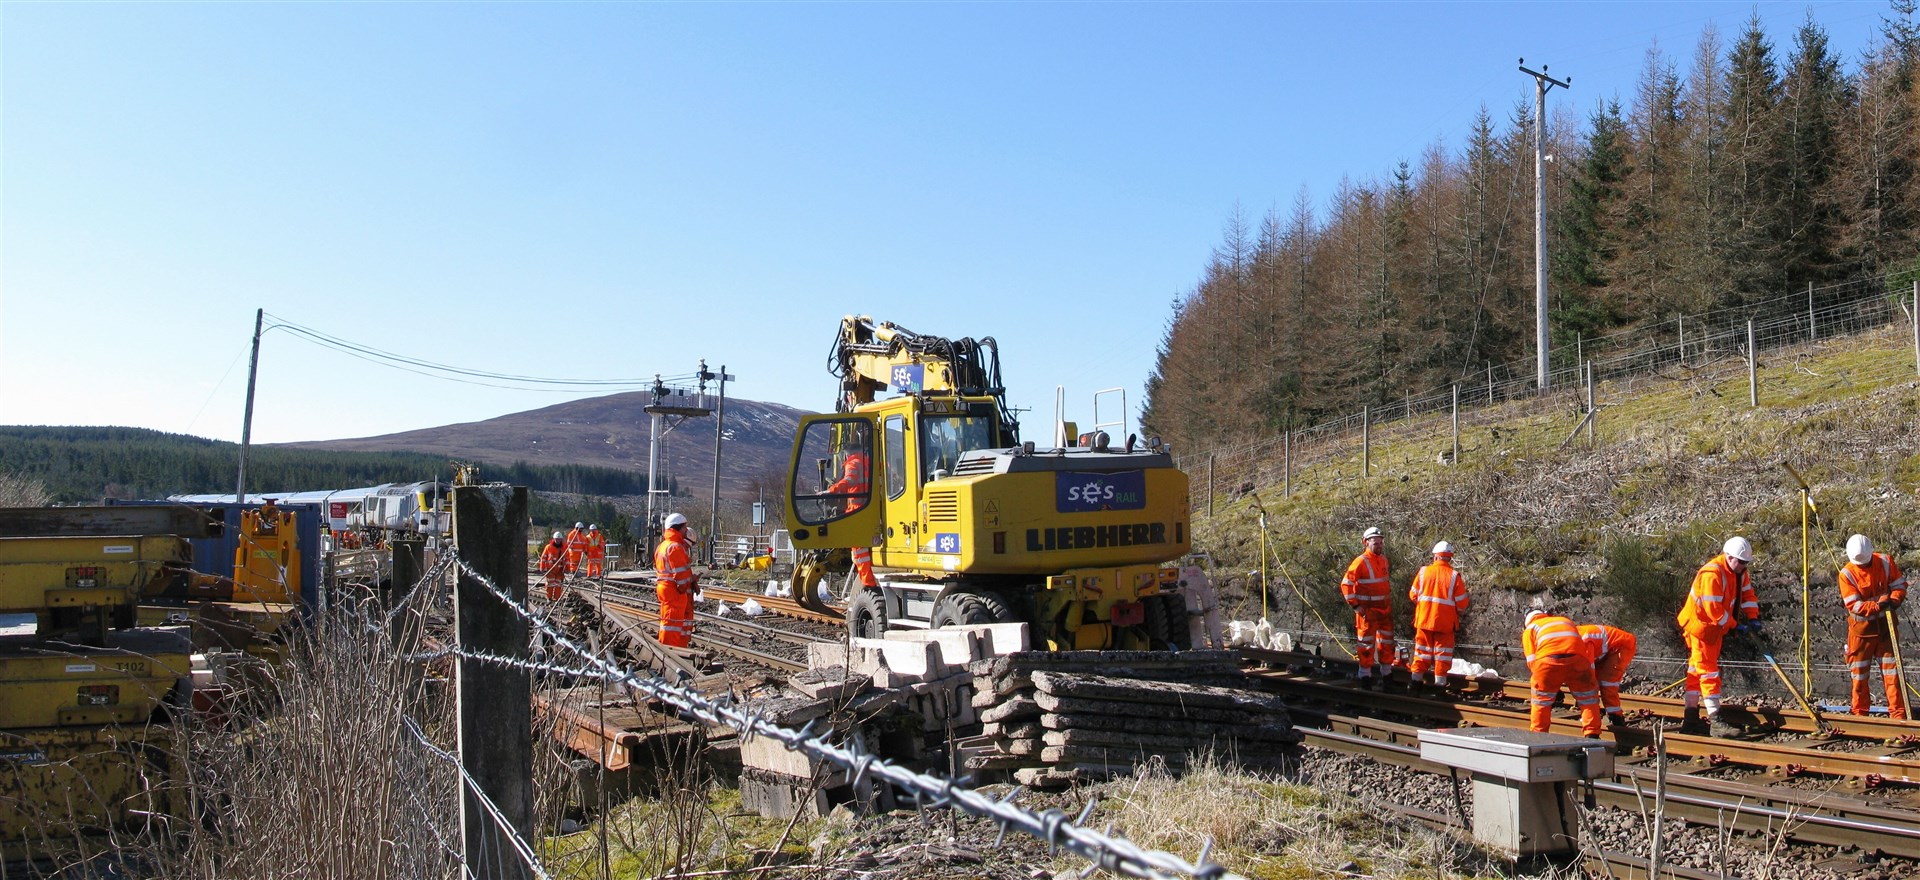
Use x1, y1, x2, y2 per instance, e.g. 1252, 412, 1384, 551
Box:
593, 597, 810, 674
1248, 670, 1920, 783
1241, 646, 1920, 741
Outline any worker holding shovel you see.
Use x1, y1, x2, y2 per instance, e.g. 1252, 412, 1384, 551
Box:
1839, 534, 1908, 719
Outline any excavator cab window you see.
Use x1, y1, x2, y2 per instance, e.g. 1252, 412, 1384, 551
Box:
883, 415, 907, 499
920, 414, 995, 482
791, 417, 876, 526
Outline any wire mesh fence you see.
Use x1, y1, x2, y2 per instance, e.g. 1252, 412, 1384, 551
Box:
1179, 274, 1920, 513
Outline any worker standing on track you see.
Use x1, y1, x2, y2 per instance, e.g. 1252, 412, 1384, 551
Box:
1340, 526, 1395, 688
1839, 534, 1908, 719
1678, 536, 1761, 737
654, 512, 698, 648
564, 522, 588, 574
585, 524, 606, 578
1524, 610, 1604, 738
1408, 541, 1468, 691
1576, 623, 1639, 730
539, 531, 567, 601
827, 425, 878, 590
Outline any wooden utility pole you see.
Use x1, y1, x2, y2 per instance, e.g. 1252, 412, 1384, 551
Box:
453, 485, 534, 880
236, 308, 264, 501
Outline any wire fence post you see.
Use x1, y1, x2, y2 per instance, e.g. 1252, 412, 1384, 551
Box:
1748, 319, 1758, 407
1450, 384, 1459, 465
453, 485, 535, 880
1207, 454, 1215, 519
1486, 360, 1494, 405
1677, 315, 1685, 367
1284, 431, 1292, 498
1809, 280, 1817, 342
1585, 361, 1595, 445
1361, 406, 1370, 478
1912, 280, 1918, 378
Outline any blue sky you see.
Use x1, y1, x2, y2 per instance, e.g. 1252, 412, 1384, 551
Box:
0, 1, 1887, 446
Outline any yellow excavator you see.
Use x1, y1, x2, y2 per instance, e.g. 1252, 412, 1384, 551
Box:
786, 315, 1195, 650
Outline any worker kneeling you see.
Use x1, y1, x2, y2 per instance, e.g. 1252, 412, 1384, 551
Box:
1524, 610, 1603, 739
1841, 534, 1908, 719
654, 513, 698, 648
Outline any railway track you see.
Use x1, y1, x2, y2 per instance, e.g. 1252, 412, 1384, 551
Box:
569, 581, 837, 674
1242, 647, 1920, 867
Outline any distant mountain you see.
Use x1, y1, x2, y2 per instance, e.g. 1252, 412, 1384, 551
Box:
279, 392, 808, 501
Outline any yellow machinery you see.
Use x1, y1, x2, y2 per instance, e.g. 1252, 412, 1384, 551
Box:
232, 503, 300, 604
787, 316, 1192, 650
0, 505, 208, 860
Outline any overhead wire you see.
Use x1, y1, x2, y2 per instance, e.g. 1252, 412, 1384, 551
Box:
262, 312, 703, 392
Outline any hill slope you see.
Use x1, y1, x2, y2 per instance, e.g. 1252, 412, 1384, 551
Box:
280, 392, 809, 500
1201, 324, 1920, 705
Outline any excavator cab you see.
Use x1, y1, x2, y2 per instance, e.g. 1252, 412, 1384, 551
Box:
787, 415, 883, 547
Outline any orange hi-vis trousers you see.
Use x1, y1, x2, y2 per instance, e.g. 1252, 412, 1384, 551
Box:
1682, 629, 1726, 711
1530, 652, 1603, 738
1848, 631, 1909, 719
1594, 645, 1637, 717
657, 587, 694, 648
1354, 608, 1395, 674
1409, 628, 1456, 682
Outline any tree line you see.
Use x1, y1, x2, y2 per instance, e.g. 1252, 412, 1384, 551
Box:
1144, 5, 1920, 454
0, 426, 651, 503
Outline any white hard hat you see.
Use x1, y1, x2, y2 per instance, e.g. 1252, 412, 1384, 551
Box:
1362, 527, 1383, 541
663, 512, 688, 529
1848, 534, 1874, 566
1432, 541, 1453, 556
1525, 609, 1545, 625
588, 523, 598, 530
1723, 536, 1754, 563
552, 531, 562, 540
575, 522, 585, 529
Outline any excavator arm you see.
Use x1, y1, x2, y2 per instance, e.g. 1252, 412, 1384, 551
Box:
829, 315, 1018, 437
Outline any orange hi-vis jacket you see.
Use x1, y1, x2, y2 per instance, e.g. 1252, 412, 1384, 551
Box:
1341, 550, 1391, 611
1524, 614, 1583, 664
586, 529, 606, 558
1841, 552, 1907, 635
1576, 623, 1636, 665
827, 451, 870, 514
1677, 554, 1758, 636
565, 527, 588, 561
655, 534, 694, 594
1409, 559, 1468, 631
539, 540, 565, 576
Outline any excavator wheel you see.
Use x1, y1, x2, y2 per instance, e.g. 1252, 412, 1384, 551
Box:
1141, 595, 1172, 647
847, 589, 889, 640
1158, 593, 1193, 650
931, 591, 1016, 628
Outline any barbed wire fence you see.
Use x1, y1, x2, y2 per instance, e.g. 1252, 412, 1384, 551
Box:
1179, 273, 1920, 513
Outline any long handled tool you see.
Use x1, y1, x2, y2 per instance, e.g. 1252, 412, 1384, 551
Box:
1763, 652, 1831, 736
1889, 609, 1917, 707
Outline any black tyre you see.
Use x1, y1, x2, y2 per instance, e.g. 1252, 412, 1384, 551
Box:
848, 589, 889, 640
931, 591, 1017, 628
1140, 594, 1172, 647
1159, 593, 1193, 650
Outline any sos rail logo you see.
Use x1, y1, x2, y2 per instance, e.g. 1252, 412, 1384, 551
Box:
1055, 470, 1146, 513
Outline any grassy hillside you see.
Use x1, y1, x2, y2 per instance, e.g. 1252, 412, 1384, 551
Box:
1198, 324, 1920, 703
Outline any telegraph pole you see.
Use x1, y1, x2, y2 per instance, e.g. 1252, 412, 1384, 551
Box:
1519, 59, 1570, 392
699, 361, 735, 566
236, 308, 264, 501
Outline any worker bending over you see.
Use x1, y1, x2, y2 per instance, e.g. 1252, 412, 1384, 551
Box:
1576, 623, 1638, 730
1840, 533, 1908, 719
1407, 541, 1468, 690
1524, 610, 1604, 738
538, 531, 566, 601
1678, 536, 1760, 737
654, 513, 698, 648
1340, 526, 1395, 688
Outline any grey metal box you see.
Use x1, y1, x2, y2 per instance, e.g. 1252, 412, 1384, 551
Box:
1416, 727, 1614, 782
